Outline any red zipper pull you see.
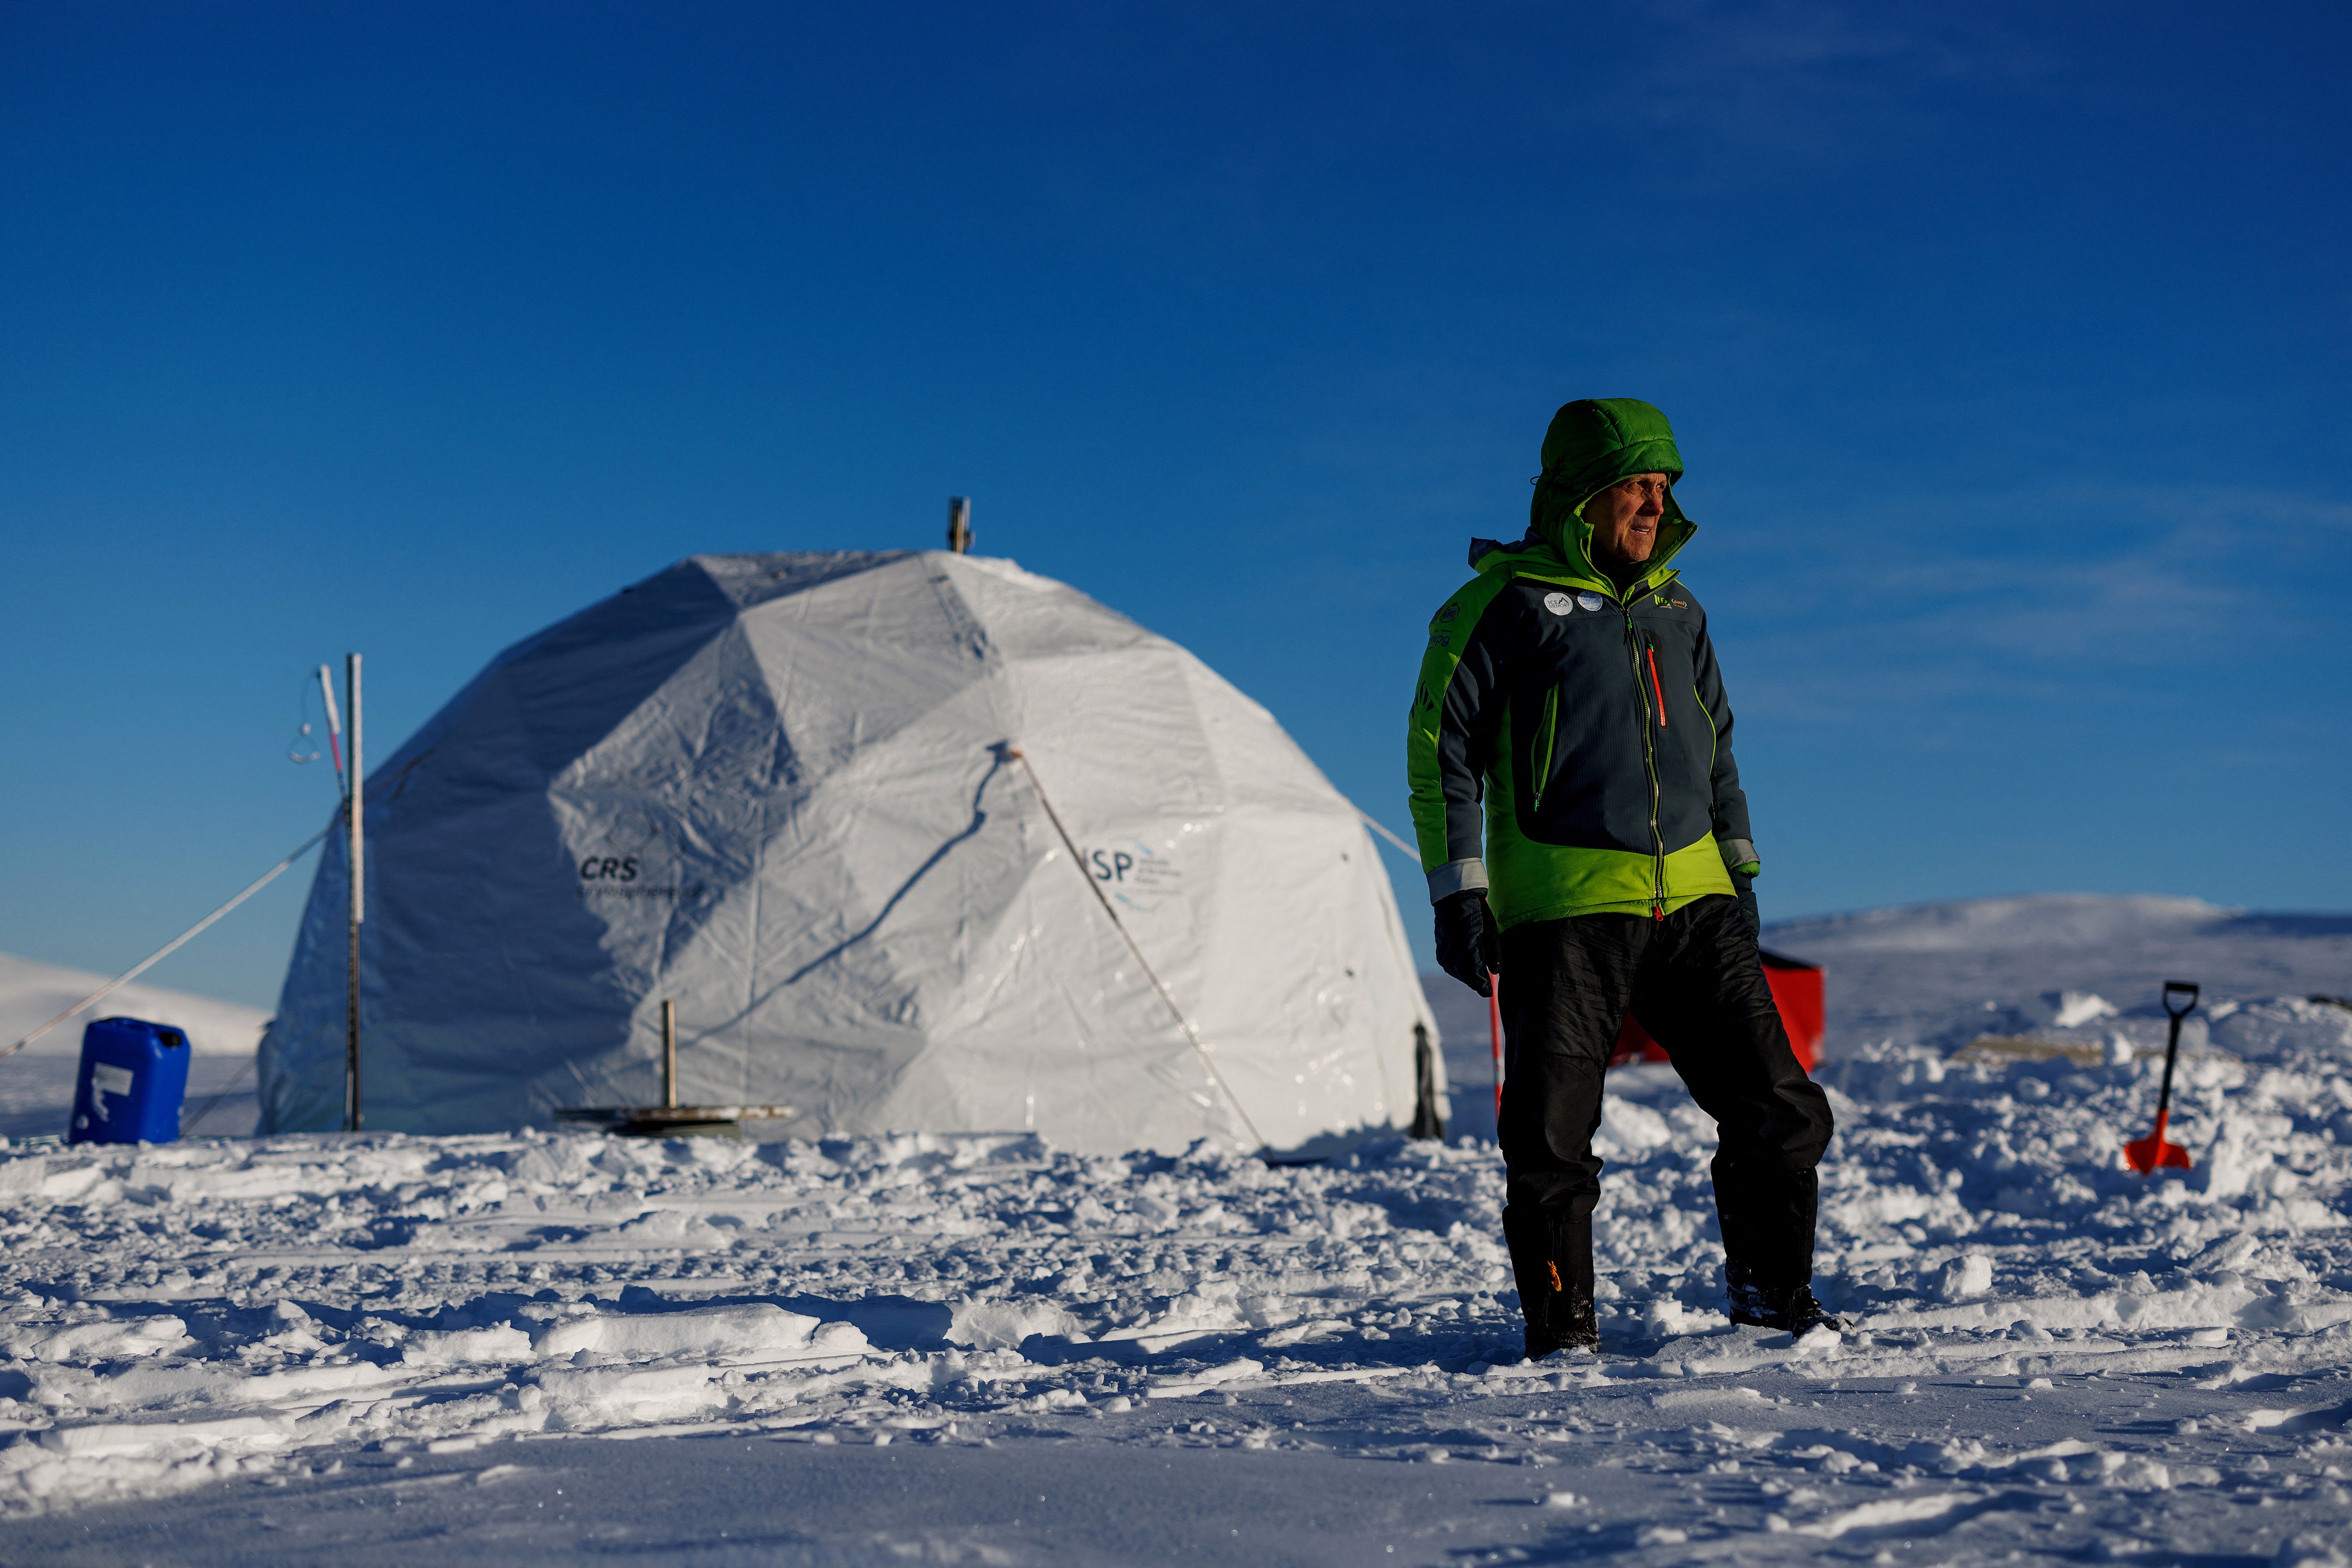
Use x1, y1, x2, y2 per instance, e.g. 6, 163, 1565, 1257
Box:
1646, 645, 1668, 727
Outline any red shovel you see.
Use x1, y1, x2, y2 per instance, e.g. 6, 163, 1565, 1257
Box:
2124, 980, 2199, 1174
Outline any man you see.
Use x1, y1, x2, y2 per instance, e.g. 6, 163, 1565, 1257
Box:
1405, 398, 1838, 1359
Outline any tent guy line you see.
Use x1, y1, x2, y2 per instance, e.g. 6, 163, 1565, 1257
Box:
177, 1051, 258, 1137
2, 720, 415, 1071
0, 827, 329, 1065
1355, 810, 1417, 859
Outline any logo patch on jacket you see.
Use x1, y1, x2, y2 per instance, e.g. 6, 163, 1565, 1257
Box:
1542, 591, 1575, 616
1576, 592, 1605, 612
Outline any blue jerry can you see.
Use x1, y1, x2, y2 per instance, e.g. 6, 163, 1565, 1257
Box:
69, 1017, 192, 1145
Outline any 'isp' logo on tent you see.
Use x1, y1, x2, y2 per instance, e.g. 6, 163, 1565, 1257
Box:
1086, 841, 1184, 915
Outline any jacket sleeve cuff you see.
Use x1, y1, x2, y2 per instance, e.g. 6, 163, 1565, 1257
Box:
1426, 858, 1488, 903
1717, 837, 1759, 876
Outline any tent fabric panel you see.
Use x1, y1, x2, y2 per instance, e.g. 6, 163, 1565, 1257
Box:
935, 554, 1162, 663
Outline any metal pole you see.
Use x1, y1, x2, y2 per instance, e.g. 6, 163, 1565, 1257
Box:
946, 496, 972, 554
345, 653, 363, 1133
662, 999, 677, 1110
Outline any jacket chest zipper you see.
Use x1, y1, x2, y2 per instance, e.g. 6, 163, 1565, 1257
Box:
1624, 612, 1666, 919
1531, 684, 1561, 813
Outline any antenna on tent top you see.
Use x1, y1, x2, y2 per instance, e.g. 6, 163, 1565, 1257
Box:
946, 496, 973, 554
286, 671, 321, 767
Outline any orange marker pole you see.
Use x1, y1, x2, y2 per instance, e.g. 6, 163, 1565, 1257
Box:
1488, 973, 1504, 1120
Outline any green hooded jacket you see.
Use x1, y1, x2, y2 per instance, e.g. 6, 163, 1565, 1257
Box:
1404, 398, 1757, 927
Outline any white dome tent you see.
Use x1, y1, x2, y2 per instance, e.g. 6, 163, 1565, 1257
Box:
258, 550, 1443, 1156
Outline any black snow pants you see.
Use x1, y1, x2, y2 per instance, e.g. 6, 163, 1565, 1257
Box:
1497, 893, 1834, 1314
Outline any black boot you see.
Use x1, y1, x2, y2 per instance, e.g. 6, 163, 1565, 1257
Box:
1504, 1207, 1598, 1359
1726, 1259, 1845, 1334
1716, 1159, 1840, 1332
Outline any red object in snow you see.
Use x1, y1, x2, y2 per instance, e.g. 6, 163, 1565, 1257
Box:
1488, 973, 1504, 1117
2123, 980, 2200, 1174
1606, 949, 1824, 1073
2123, 1108, 2193, 1173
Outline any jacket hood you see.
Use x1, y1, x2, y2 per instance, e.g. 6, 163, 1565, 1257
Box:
1473, 398, 1693, 591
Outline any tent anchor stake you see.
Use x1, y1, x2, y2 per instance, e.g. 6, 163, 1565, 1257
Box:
662, 999, 678, 1110
560, 1000, 793, 1138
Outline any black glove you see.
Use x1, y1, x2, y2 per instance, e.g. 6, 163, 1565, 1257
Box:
1434, 891, 1500, 996
1730, 867, 1760, 948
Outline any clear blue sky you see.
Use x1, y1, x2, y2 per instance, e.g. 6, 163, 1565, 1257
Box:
3, 2, 2346, 1010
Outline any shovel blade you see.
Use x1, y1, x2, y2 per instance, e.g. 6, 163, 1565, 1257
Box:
2124, 1134, 2193, 1174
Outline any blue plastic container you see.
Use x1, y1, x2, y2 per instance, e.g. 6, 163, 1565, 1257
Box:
68, 1016, 191, 1145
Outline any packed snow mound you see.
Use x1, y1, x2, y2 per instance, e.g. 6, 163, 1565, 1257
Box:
7, 897, 2352, 1556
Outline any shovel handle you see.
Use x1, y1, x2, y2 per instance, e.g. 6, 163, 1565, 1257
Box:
2153, 980, 2199, 1124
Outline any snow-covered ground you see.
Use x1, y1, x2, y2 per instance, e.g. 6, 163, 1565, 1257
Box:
2, 895, 2349, 1565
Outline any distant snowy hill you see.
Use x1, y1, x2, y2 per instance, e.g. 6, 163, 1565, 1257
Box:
1421, 893, 2352, 1140
1771, 892, 2227, 953
1769, 893, 2351, 1059
0, 951, 270, 1141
